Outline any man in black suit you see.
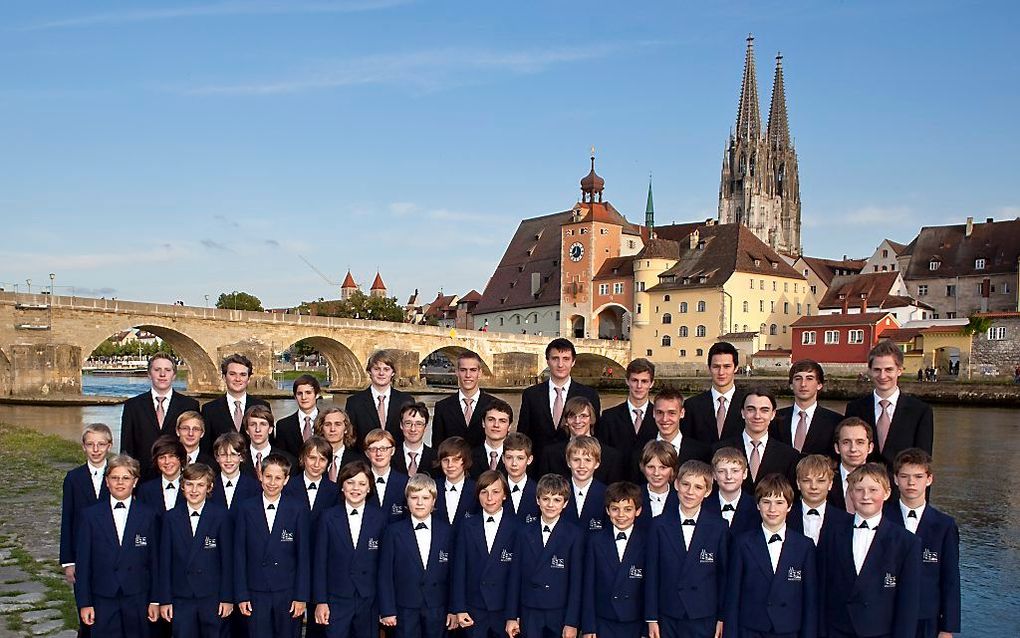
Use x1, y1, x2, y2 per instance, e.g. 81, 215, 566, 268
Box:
430, 350, 494, 448
516, 338, 601, 463
717, 388, 800, 493
120, 352, 199, 480
272, 374, 321, 458
199, 353, 269, 453
770, 360, 842, 458
597, 358, 658, 465
344, 349, 415, 448
392, 402, 436, 476
844, 341, 934, 468
639, 388, 711, 474
679, 341, 746, 445
470, 398, 515, 479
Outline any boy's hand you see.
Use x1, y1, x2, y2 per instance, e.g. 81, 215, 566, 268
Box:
239, 601, 253, 616
563, 624, 578, 638
714, 621, 723, 638
63, 565, 76, 584
457, 612, 474, 627
79, 607, 95, 626
381, 616, 397, 627
147, 603, 159, 622
291, 601, 306, 618
506, 619, 521, 637
160, 604, 174, 622
583, 634, 597, 638
647, 621, 660, 638
219, 602, 234, 618
446, 614, 458, 630
315, 603, 330, 624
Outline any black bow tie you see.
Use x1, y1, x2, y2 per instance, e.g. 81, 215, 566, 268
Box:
448, 486, 457, 493
377, 477, 385, 484
165, 483, 176, 490
308, 483, 317, 490
857, 521, 870, 529
414, 522, 428, 530
907, 510, 917, 519
615, 532, 626, 541
114, 502, 126, 509
542, 525, 552, 533
512, 485, 520, 493
806, 508, 819, 516
487, 516, 495, 523
267, 504, 275, 510
768, 533, 782, 544
721, 504, 735, 512
191, 511, 200, 517
350, 509, 359, 516
682, 519, 696, 526
225, 481, 233, 488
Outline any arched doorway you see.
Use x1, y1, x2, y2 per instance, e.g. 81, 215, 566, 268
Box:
570, 315, 586, 339
594, 304, 630, 340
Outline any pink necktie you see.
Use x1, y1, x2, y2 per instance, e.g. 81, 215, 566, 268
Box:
255, 452, 263, 480
793, 411, 808, 452
302, 416, 313, 441
716, 397, 727, 438
233, 400, 243, 431
876, 400, 891, 452
376, 395, 387, 427
553, 387, 564, 426
156, 397, 166, 428
633, 409, 643, 435
463, 397, 474, 424
749, 440, 761, 481
408, 452, 418, 475
329, 457, 338, 482
489, 451, 499, 471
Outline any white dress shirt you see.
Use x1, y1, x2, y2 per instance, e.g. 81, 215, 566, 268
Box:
304, 473, 320, 509
403, 443, 425, 472
249, 443, 271, 468
111, 496, 131, 545
444, 478, 465, 525
718, 492, 740, 527
541, 517, 559, 547
263, 495, 280, 532
657, 430, 683, 454
483, 442, 504, 468
412, 515, 432, 566
161, 475, 180, 511
711, 386, 737, 419
373, 469, 391, 506
802, 501, 826, 545
228, 392, 249, 416
483, 509, 503, 553
573, 478, 592, 514
840, 464, 853, 504
508, 476, 528, 512
186, 449, 200, 465
221, 472, 239, 508
763, 524, 786, 572
613, 525, 632, 561
188, 504, 204, 535
151, 388, 174, 410
346, 501, 363, 547
371, 387, 390, 422
333, 446, 347, 473
873, 388, 901, 423
679, 508, 700, 550
852, 512, 882, 574
88, 461, 107, 499
899, 501, 926, 535
742, 430, 769, 463
548, 379, 572, 416
646, 487, 669, 518
791, 402, 817, 442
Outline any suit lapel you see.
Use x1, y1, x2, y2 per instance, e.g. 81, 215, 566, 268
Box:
119, 505, 143, 559
188, 509, 207, 557
855, 523, 891, 588
749, 532, 774, 579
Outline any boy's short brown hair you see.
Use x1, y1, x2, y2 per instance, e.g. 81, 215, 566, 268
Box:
796, 454, 835, 480
565, 435, 602, 464
846, 462, 891, 492
893, 448, 933, 475
400, 402, 430, 423
653, 388, 685, 406
364, 428, 395, 448
868, 340, 904, 367
788, 359, 825, 385
835, 417, 873, 444
366, 350, 398, 374
182, 462, 215, 484
300, 436, 333, 464
536, 473, 570, 500
754, 473, 795, 503
261, 453, 292, 476
336, 460, 376, 500
503, 432, 532, 456
243, 404, 275, 431
150, 435, 186, 471
213, 431, 246, 456
640, 440, 678, 474
436, 436, 473, 472
676, 460, 714, 487
484, 398, 514, 424
625, 358, 655, 381
475, 470, 510, 499
604, 481, 642, 509
711, 446, 748, 470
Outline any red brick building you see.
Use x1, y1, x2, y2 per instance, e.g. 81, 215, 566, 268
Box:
791, 311, 899, 365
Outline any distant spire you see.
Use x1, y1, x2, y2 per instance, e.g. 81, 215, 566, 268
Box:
767, 52, 791, 149
645, 174, 655, 230
580, 146, 605, 203
735, 33, 762, 142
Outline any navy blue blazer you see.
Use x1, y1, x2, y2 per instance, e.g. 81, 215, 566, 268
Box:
60, 464, 109, 565
506, 479, 540, 524
581, 526, 647, 632
74, 499, 160, 608
451, 512, 520, 613
137, 476, 185, 516
636, 488, 678, 530
884, 502, 961, 633
282, 474, 339, 530
505, 519, 583, 626
233, 495, 310, 601
210, 472, 262, 514
312, 503, 387, 604
158, 501, 233, 603
702, 490, 761, 539
369, 471, 409, 523
377, 514, 454, 615
563, 480, 609, 536
434, 477, 479, 533
817, 515, 922, 638
724, 527, 817, 638
644, 510, 729, 622
200, 394, 271, 453
121, 390, 200, 480
788, 500, 852, 546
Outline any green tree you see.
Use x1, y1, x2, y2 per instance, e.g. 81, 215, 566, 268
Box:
299, 290, 406, 323
216, 291, 263, 311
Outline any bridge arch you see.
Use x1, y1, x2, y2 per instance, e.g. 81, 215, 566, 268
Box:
572, 351, 626, 380
289, 336, 366, 389
418, 346, 494, 381
0, 348, 11, 396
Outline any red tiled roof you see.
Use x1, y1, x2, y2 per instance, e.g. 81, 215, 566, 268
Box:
594, 256, 634, 280
975, 311, 1020, 319
801, 256, 867, 286
904, 218, 1020, 278
370, 272, 386, 290
818, 272, 903, 309
792, 312, 897, 328
457, 290, 482, 304
879, 328, 925, 342
341, 270, 357, 289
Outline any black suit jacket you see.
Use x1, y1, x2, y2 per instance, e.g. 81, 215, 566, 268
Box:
630, 435, 712, 482
844, 392, 934, 467
120, 390, 200, 480
273, 410, 316, 459
392, 444, 437, 476
770, 405, 843, 458
536, 439, 624, 484
516, 380, 601, 463
596, 401, 657, 468
431, 391, 495, 448
199, 394, 270, 454
716, 435, 801, 493
680, 389, 746, 444
344, 387, 415, 449
239, 445, 297, 479
469, 445, 507, 479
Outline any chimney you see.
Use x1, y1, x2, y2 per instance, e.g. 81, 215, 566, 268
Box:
986, 217, 994, 224
843, 254, 848, 261
860, 292, 868, 313
839, 293, 848, 315
965, 216, 974, 237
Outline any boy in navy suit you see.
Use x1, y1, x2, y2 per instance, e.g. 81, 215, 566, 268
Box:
313, 460, 388, 638
705, 447, 760, 538
505, 474, 583, 638
888, 449, 960, 638
158, 462, 234, 637
366, 428, 410, 522
724, 474, 817, 638
471, 398, 514, 479
790, 454, 851, 546
396, 402, 436, 476
379, 473, 458, 638
283, 435, 339, 531
176, 411, 216, 467
235, 453, 310, 638
435, 436, 478, 531
503, 432, 539, 523
242, 405, 296, 478
582, 481, 647, 638
137, 435, 187, 515
211, 431, 261, 512
637, 441, 678, 528
75, 454, 160, 637
452, 471, 521, 638
831, 418, 875, 513
563, 435, 608, 535
818, 463, 921, 638
645, 460, 728, 638
61, 423, 112, 586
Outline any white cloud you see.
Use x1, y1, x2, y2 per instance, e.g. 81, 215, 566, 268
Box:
809, 205, 914, 228
5, 245, 180, 270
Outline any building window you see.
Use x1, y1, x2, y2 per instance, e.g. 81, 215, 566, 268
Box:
499, 317, 504, 326
882, 249, 889, 258
976, 283, 984, 294
680, 302, 688, 313
760, 323, 767, 334
742, 300, 749, 312
848, 329, 865, 344
679, 326, 688, 337
696, 348, 704, 357
628, 240, 635, 249
917, 285, 928, 296
555, 311, 560, 320
662, 313, 672, 324
679, 349, 687, 357
810, 285, 817, 295
987, 326, 1007, 340
770, 324, 778, 336
807, 304, 812, 315
783, 302, 789, 314
784, 282, 789, 292
824, 330, 840, 344
770, 301, 775, 312
760, 300, 765, 312
664, 294, 671, 302
646, 349, 653, 356
637, 282, 646, 292
772, 281, 777, 291
598, 284, 609, 295
929, 260, 941, 270
1004, 283, 1012, 294
946, 285, 956, 297
946, 312, 957, 319
696, 325, 707, 337
802, 331, 816, 345
796, 302, 802, 315
613, 282, 624, 294
759, 279, 765, 290
783, 325, 787, 334
794, 283, 798, 293
975, 258, 986, 270
750, 279, 755, 289
636, 304, 642, 314
661, 335, 672, 347
697, 300, 706, 312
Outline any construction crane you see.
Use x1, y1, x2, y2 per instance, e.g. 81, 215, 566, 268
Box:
299, 255, 340, 287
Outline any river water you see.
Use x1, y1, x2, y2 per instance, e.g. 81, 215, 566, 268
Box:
1, 375, 1016, 636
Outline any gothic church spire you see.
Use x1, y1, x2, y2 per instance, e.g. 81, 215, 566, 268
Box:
735, 33, 762, 142
767, 52, 791, 150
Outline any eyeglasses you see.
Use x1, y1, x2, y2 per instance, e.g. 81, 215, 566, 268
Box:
566, 413, 591, 421
215, 451, 242, 459
366, 445, 394, 454
401, 422, 426, 430
178, 426, 204, 434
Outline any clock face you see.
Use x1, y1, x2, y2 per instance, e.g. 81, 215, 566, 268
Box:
569, 242, 584, 262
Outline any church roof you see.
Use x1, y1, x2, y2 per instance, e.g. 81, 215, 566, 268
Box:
370, 272, 386, 291
341, 270, 357, 289
903, 218, 1020, 278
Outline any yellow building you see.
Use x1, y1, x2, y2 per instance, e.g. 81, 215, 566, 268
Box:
631, 223, 809, 374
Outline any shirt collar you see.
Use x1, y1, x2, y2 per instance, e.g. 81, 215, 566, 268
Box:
647, 485, 669, 500
162, 474, 180, 489
508, 475, 528, 489
458, 389, 480, 403
763, 524, 787, 542
572, 477, 593, 494
373, 468, 391, 482
743, 430, 769, 448
484, 509, 503, 525
657, 430, 683, 448
446, 477, 465, 491
411, 514, 430, 527
719, 491, 740, 507
874, 387, 900, 407
627, 399, 649, 413
854, 512, 883, 529
679, 506, 701, 523
541, 516, 559, 531
151, 388, 174, 402
804, 500, 827, 516
88, 460, 107, 474
614, 525, 633, 539
262, 494, 280, 509
711, 386, 736, 404
550, 378, 571, 395
484, 441, 504, 456
371, 386, 390, 402
250, 443, 270, 459
221, 471, 239, 483
226, 392, 248, 405
899, 500, 925, 521
110, 495, 131, 510
793, 402, 817, 420
299, 407, 318, 421
187, 504, 204, 517
304, 473, 320, 489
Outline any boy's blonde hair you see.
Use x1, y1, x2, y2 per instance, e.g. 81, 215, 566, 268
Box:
364, 428, 396, 448
796, 454, 835, 481
82, 422, 113, 445
106, 454, 141, 479
676, 460, 714, 487
711, 446, 748, 470
565, 435, 602, 464
846, 462, 891, 492
405, 473, 438, 499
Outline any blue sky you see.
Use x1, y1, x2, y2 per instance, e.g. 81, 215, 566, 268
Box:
2, 1, 1016, 309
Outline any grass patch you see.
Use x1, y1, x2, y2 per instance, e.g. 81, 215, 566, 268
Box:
0, 539, 78, 631
276, 369, 327, 381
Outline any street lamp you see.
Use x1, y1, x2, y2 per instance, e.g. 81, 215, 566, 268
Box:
204, 294, 210, 307
49, 273, 55, 297
25, 279, 31, 293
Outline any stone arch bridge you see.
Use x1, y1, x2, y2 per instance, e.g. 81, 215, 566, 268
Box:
0, 292, 631, 396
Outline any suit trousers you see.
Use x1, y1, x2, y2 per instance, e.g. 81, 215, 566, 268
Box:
247, 590, 301, 638
171, 597, 227, 638
324, 595, 378, 638
463, 605, 506, 638
395, 605, 448, 638
522, 607, 568, 638
91, 592, 152, 638
658, 616, 715, 638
